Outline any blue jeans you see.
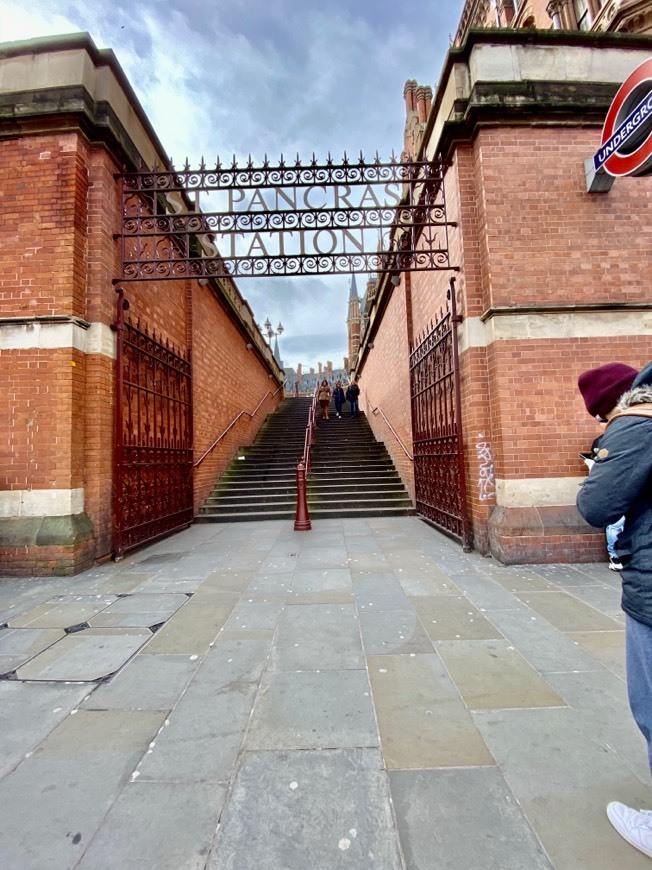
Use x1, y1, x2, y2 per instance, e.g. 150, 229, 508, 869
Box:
349, 399, 359, 417
626, 615, 652, 773
606, 516, 625, 558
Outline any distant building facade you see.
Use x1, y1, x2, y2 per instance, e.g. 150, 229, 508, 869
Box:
455, 0, 652, 41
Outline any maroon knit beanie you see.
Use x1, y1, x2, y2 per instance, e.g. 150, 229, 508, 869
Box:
578, 363, 638, 419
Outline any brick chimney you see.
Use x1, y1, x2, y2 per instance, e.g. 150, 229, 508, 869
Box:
415, 86, 432, 124
297, 363, 302, 379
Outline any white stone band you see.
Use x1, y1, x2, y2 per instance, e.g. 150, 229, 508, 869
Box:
0, 320, 116, 358
495, 477, 584, 507
458, 310, 652, 352
0, 488, 85, 518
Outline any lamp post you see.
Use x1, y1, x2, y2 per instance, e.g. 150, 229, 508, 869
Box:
264, 318, 284, 345
263, 318, 284, 368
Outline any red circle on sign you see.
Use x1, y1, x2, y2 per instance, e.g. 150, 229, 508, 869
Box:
601, 57, 652, 177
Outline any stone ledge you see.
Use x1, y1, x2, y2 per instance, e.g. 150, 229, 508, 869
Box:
488, 504, 607, 564
0, 513, 95, 576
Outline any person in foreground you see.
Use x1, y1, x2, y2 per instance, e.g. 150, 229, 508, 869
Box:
577, 360, 652, 859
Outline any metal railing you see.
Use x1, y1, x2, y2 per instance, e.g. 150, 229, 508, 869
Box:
294, 387, 318, 530
193, 381, 285, 468
362, 389, 414, 461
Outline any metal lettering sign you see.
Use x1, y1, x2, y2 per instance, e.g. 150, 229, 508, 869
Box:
118, 154, 454, 280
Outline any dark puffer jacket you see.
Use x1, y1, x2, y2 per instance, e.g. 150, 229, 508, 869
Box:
577, 362, 652, 628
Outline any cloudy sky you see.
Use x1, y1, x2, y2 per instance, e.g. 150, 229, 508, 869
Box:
1, 0, 463, 371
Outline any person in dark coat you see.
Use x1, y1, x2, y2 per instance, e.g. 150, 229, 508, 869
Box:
577, 360, 652, 858
332, 381, 345, 418
346, 378, 360, 418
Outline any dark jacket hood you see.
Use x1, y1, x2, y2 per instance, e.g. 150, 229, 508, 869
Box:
618, 361, 652, 409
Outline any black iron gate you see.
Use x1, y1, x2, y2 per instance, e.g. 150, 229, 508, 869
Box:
113, 290, 194, 558
409, 278, 472, 550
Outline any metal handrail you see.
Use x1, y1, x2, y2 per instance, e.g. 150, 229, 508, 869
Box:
193, 381, 285, 468
294, 386, 318, 531
302, 387, 319, 476
362, 388, 414, 461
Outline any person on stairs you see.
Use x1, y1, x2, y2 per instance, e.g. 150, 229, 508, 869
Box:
346, 378, 360, 418
332, 380, 345, 418
576, 360, 652, 860
317, 379, 332, 420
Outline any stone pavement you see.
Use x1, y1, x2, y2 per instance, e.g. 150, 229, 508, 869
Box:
0, 516, 651, 869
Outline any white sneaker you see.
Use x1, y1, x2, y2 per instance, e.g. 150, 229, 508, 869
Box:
607, 801, 652, 857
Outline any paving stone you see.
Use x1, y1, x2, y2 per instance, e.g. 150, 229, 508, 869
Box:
81, 654, 201, 710
288, 568, 353, 604
367, 653, 494, 769
247, 669, 378, 751
129, 577, 203, 594
476, 605, 601, 674
347, 551, 391, 573
515, 590, 623, 632
77, 780, 226, 869
270, 603, 364, 671
0, 709, 165, 870
257, 554, 300, 573
411, 594, 503, 641
353, 574, 412, 611
0, 681, 90, 778
222, 599, 285, 631
0, 626, 64, 659
563, 582, 623, 617
132, 553, 183, 566
390, 768, 554, 870
437, 639, 566, 710
544, 667, 650, 783
141, 600, 233, 654
15, 628, 151, 681
220, 551, 267, 572
8, 595, 117, 628
192, 636, 273, 689
297, 547, 349, 570
358, 607, 434, 655
567, 629, 626, 679
137, 680, 258, 783
202, 570, 257, 594
208, 749, 403, 870
242, 571, 294, 599
446, 567, 536, 610
393, 566, 460, 596
480, 566, 559, 593
474, 706, 652, 869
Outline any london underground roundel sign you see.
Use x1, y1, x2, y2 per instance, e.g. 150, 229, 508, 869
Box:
593, 57, 652, 177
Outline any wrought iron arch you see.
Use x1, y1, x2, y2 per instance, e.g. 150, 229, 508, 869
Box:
117, 152, 456, 280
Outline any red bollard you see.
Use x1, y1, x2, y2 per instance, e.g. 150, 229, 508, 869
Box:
294, 461, 312, 531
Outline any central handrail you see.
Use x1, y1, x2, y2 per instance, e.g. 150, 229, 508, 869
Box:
294, 386, 318, 530
362, 388, 414, 461
302, 387, 318, 476
193, 381, 285, 468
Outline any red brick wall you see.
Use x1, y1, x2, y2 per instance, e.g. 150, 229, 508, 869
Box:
359, 122, 652, 561
359, 281, 415, 500
1, 131, 281, 574
192, 285, 283, 513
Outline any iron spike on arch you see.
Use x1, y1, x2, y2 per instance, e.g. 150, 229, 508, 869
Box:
118, 152, 456, 280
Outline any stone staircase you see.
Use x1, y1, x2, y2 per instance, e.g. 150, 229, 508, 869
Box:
196, 396, 415, 522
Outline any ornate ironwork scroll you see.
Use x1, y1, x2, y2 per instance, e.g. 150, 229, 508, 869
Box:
113, 289, 193, 558
118, 153, 453, 279
409, 277, 472, 550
